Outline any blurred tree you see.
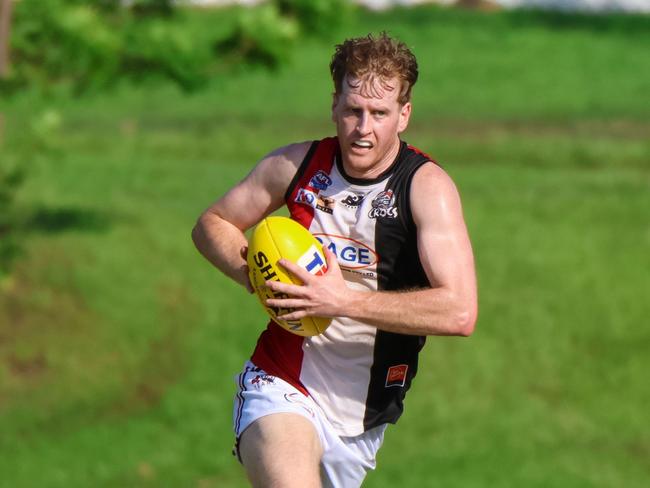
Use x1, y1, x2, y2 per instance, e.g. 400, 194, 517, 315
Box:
4, 0, 215, 94
2, 0, 355, 94
276, 0, 351, 38
0, 0, 19, 277
215, 3, 299, 69
0, 156, 24, 280
0, 0, 12, 78
129, 0, 175, 17
87, 0, 174, 16
455, 0, 501, 10
216, 0, 353, 70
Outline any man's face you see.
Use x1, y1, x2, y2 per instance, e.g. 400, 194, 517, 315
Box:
331, 74, 411, 179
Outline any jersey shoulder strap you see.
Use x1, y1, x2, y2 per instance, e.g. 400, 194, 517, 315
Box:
284, 137, 338, 203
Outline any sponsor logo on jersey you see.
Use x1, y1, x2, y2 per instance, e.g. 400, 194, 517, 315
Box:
385, 364, 408, 388
345, 269, 377, 280
313, 234, 378, 269
309, 170, 332, 191
369, 190, 398, 219
340, 193, 365, 208
295, 188, 335, 214
297, 245, 328, 276
316, 195, 335, 214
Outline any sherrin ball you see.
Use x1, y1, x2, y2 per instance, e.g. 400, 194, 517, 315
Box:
247, 216, 332, 336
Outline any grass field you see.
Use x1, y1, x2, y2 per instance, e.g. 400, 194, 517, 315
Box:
1, 5, 649, 487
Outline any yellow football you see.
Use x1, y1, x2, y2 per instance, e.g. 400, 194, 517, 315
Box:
247, 216, 332, 336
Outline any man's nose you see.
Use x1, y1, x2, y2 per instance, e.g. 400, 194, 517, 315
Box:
356, 112, 371, 134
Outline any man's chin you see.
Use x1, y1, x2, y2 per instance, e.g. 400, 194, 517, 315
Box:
342, 145, 374, 162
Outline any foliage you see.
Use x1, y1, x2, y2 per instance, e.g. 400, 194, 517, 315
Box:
4, 0, 355, 94
91, 0, 174, 17
215, 3, 299, 69
9, 0, 122, 92
6, 0, 209, 94
0, 157, 25, 278
0, 107, 64, 278
216, 0, 354, 70
122, 16, 213, 90
127, 0, 175, 18
276, 0, 353, 38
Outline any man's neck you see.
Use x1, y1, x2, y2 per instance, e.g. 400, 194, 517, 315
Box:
342, 138, 402, 180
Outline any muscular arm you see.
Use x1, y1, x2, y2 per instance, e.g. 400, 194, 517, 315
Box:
267, 162, 478, 336
191, 142, 311, 291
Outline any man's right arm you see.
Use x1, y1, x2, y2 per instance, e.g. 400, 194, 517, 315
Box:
191, 141, 312, 291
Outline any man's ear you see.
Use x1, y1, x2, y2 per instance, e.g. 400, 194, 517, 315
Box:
398, 102, 412, 133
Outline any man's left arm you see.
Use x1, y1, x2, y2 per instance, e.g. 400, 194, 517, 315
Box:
267, 162, 478, 337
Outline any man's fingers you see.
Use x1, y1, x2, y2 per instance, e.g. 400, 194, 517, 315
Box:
323, 246, 339, 272
277, 258, 312, 283
276, 309, 308, 321
266, 297, 307, 310
265, 278, 306, 296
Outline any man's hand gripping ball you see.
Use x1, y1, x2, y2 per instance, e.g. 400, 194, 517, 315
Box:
247, 216, 332, 336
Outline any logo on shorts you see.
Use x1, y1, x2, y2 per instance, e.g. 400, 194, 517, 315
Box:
385, 364, 408, 388
341, 193, 365, 208
369, 190, 398, 219
295, 188, 335, 214
309, 170, 332, 191
284, 393, 315, 418
251, 374, 276, 389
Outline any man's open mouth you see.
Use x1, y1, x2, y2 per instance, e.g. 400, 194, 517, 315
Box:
352, 140, 374, 149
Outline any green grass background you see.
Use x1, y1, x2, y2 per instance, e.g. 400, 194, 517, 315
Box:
1, 5, 649, 487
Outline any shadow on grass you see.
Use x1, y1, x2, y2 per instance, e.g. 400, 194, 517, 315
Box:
507, 8, 650, 36
371, 4, 650, 37
1, 206, 114, 277
24, 206, 114, 234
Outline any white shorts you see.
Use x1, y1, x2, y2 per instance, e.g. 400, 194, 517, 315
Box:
233, 361, 386, 488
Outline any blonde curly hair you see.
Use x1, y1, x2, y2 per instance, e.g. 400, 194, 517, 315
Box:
330, 32, 419, 105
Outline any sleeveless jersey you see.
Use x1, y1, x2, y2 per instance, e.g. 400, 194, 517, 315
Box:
251, 137, 435, 436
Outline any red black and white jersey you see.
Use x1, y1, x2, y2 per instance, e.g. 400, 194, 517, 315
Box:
250, 137, 435, 436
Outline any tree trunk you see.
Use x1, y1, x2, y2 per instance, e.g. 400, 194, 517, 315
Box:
455, 0, 500, 10
0, 0, 13, 78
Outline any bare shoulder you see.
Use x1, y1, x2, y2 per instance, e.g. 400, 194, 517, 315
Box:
411, 162, 458, 194
257, 141, 313, 182
244, 140, 313, 201
266, 140, 313, 164
410, 162, 463, 220
209, 141, 313, 230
